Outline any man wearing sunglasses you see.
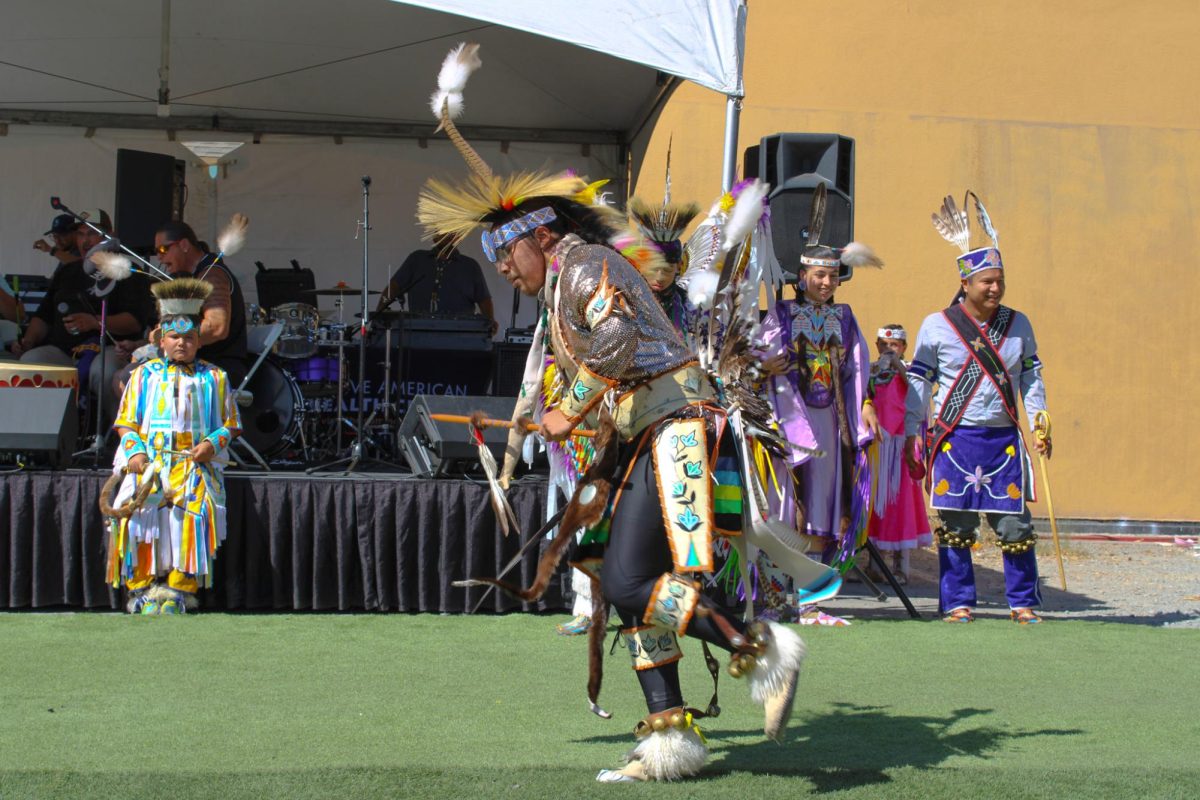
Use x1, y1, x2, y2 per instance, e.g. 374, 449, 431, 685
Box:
152, 221, 248, 389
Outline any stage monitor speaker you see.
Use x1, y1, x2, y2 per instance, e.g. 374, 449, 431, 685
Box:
115, 149, 187, 254
397, 394, 516, 478
492, 342, 529, 397
743, 133, 855, 278
0, 388, 78, 468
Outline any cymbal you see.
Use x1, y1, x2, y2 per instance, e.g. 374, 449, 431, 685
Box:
303, 284, 380, 296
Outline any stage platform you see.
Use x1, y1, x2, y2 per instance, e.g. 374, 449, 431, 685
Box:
0, 469, 565, 613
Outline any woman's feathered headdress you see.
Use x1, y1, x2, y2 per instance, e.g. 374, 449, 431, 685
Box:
799, 182, 883, 281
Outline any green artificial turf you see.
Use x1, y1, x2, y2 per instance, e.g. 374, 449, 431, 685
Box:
0, 613, 1196, 799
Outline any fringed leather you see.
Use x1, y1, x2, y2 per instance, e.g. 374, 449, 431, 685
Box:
587, 574, 611, 718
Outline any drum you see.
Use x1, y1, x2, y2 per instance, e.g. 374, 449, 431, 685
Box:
270, 302, 319, 359
292, 354, 340, 384
317, 321, 352, 346
0, 361, 79, 391
245, 302, 266, 326
239, 356, 304, 458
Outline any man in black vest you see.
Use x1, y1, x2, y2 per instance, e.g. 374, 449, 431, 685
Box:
154, 221, 248, 389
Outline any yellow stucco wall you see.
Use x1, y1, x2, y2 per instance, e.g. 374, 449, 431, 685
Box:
633, 1, 1200, 521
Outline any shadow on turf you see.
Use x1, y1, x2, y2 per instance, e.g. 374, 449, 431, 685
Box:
577, 702, 1083, 791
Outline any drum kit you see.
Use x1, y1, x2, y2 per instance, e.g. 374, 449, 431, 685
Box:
238, 283, 382, 465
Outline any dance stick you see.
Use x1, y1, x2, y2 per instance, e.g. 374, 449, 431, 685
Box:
428, 413, 596, 438
1033, 410, 1066, 591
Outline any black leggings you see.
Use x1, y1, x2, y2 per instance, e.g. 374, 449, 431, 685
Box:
601, 441, 748, 712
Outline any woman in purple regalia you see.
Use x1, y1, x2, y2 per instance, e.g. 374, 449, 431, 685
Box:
755, 184, 883, 615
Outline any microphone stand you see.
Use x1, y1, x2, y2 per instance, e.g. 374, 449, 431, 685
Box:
72, 298, 109, 466
50, 197, 171, 281
308, 176, 402, 475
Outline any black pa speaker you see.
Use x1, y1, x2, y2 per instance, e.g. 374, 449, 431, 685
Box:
744, 133, 855, 278
491, 342, 529, 397
397, 394, 517, 478
115, 149, 187, 253
0, 388, 78, 468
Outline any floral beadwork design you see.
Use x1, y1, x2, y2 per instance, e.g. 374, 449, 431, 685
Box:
653, 418, 712, 571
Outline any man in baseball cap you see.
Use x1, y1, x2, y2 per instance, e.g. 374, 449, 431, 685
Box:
33, 213, 81, 265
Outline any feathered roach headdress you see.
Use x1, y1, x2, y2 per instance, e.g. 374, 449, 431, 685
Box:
931, 191, 1002, 279
799, 182, 884, 282
416, 44, 668, 278
151, 277, 211, 335
627, 141, 701, 270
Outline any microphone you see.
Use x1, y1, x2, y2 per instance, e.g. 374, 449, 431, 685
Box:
50, 196, 63, 210
361, 176, 372, 187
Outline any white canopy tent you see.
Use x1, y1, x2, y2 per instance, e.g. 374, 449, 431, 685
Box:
0, 0, 745, 325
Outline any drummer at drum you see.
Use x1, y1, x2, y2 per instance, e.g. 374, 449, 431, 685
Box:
153, 221, 250, 388
377, 234, 498, 335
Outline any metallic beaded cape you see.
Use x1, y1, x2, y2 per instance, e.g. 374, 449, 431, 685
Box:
549, 235, 692, 394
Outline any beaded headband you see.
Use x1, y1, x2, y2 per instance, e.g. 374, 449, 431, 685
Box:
480, 206, 558, 262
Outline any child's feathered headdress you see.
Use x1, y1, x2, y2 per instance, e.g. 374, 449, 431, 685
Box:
627, 141, 701, 270
151, 277, 211, 319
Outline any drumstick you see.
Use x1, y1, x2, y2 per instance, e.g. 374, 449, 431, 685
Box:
429, 413, 596, 438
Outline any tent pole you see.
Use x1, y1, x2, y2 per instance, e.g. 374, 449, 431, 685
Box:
721, 95, 742, 192
157, 0, 171, 116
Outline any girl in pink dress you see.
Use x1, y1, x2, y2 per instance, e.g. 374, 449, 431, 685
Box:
867, 325, 932, 582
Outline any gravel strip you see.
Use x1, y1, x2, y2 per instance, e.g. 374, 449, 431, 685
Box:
824, 537, 1200, 626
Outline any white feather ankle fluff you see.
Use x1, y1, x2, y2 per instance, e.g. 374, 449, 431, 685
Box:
747, 621, 806, 739
627, 726, 708, 781
747, 621, 807, 704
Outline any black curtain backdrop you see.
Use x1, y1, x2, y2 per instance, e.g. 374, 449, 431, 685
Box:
0, 471, 565, 613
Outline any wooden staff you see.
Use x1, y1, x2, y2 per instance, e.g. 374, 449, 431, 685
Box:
1033, 410, 1067, 591
429, 413, 596, 439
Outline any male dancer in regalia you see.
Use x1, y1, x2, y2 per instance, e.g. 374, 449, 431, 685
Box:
417, 43, 815, 782
905, 193, 1052, 624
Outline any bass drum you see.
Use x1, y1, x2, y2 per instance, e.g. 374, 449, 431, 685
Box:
239, 356, 304, 458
